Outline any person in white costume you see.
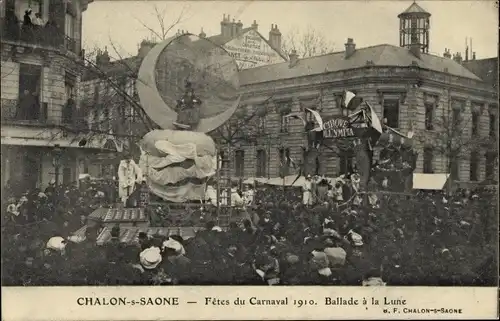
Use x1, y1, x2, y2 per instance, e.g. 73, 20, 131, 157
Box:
118, 153, 143, 207
302, 175, 313, 206
231, 188, 245, 208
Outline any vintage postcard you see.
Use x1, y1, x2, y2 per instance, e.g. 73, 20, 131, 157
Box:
1, 0, 498, 319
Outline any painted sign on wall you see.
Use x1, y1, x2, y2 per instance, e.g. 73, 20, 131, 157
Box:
222, 29, 286, 70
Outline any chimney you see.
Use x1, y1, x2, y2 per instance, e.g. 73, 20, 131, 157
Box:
344, 38, 356, 58
472, 52, 476, 60
453, 52, 463, 64
465, 38, 469, 62
199, 28, 206, 38
251, 20, 258, 31
410, 43, 421, 59
231, 19, 237, 37
236, 20, 243, 35
289, 49, 298, 68
96, 47, 110, 66
220, 14, 231, 37
443, 48, 452, 59
138, 40, 155, 58
268, 24, 282, 50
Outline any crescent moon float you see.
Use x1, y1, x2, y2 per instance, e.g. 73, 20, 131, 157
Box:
136, 34, 241, 133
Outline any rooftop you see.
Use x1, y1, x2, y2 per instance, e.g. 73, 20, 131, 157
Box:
239, 44, 482, 86
463, 57, 498, 90
398, 1, 431, 18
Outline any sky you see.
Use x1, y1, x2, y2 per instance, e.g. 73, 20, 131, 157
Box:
82, 0, 498, 60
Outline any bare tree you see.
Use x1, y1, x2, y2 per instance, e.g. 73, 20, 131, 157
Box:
134, 3, 192, 41
414, 98, 496, 183
281, 25, 335, 58
71, 2, 193, 147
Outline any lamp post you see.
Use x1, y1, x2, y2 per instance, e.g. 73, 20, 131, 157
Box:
53, 144, 62, 186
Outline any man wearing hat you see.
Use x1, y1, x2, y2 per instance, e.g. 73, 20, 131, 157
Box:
137, 246, 163, 284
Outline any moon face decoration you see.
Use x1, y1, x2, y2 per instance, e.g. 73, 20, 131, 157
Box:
136, 34, 241, 133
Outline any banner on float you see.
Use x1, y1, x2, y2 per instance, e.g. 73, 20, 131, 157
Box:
2, 286, 497, 320
322, 115, 368, 139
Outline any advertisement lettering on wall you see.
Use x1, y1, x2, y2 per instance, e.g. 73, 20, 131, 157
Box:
222, 29, 286, 70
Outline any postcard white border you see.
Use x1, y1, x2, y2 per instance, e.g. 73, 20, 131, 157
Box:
2, 286, 498, 320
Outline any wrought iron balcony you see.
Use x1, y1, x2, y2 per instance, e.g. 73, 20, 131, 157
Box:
1, 20, 78, 53
1, 98, 48, 124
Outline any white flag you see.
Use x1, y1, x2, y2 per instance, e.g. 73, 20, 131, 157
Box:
305, 108, 324, 131
367, 102, 383, 134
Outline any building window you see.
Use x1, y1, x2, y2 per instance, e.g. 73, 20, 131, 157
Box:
469, 151, 479, 181
278, 148, 285, 176
257, 118, 266, 134
472, 112, 479, 136
339, 153, 354, 176
485, 152, 496, 180
17, 63, 42, 121
450, 158, 460, 181
65, 13, 74, 37
278, 148, 291, 176
63, 73, 76, 124
424, 102, 434, 130
93, 82, 100, 103
63, 167, 72, 185
256, 149, 267, 177
102, 108, 110, 131
489, 113, 496, 138
234, 150, 244, 177
383, 99, 399, 128
280, 115, 290, 133
452, 108, 461, 131
64, 11, 76, 51
423, 147, 433, 173
91, 109, 100, 130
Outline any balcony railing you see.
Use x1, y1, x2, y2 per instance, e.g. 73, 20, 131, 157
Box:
1, 20, 78, 53
1, 98, 48, 123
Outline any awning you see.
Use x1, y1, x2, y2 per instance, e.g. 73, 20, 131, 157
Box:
243, 175, 338, 187
1, 135, 124, 152
413, 173, 450, 190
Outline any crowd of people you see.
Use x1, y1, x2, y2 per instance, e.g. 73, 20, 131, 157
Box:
1, 175, 497, 286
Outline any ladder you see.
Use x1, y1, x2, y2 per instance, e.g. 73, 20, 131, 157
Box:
216, 148, 233, 227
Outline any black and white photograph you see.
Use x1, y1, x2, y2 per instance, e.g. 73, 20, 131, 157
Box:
1, 0, 498, 292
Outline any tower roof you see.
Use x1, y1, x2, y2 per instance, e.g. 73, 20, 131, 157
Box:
398, 1, 431, 18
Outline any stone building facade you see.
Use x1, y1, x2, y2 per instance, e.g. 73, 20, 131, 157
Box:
0, 0, 100, 191
232, 42, 497, 182
219, 2, 498, 184
82, 2, 498, 186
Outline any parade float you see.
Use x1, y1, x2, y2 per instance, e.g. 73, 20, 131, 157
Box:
298, 91, 418, 194
132, 33, 241, 226
85, 34, 242, 243
135, 33, 240, 204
